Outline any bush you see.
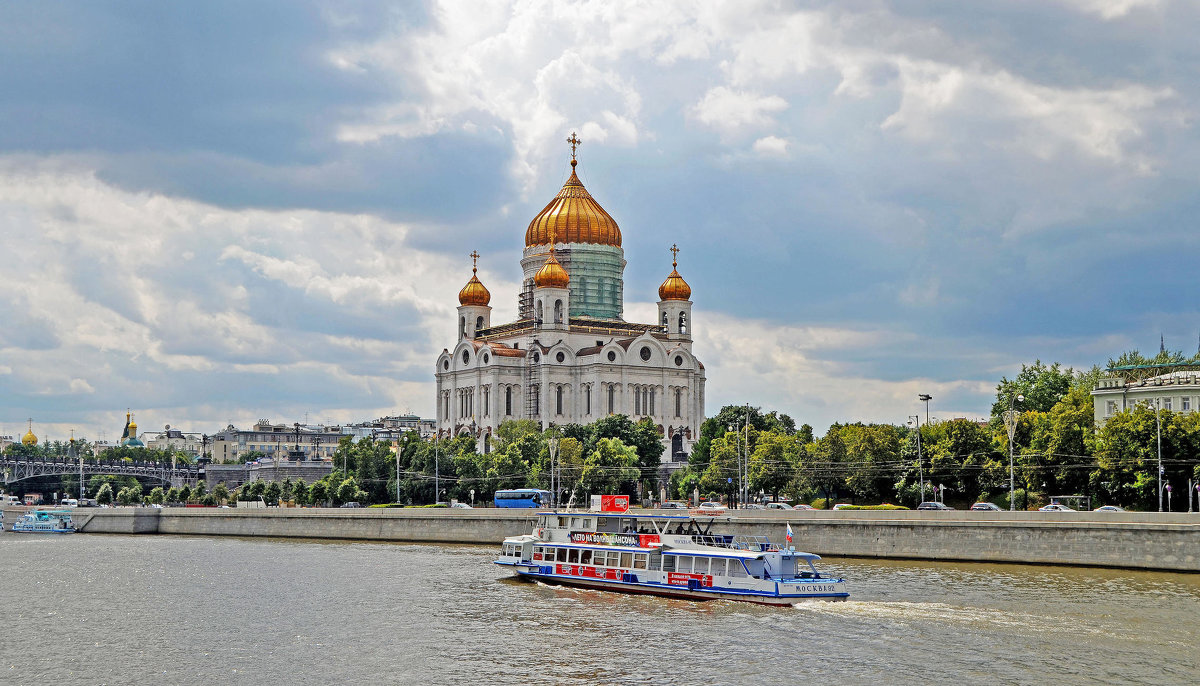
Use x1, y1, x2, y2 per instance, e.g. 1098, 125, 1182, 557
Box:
831, 504, 910, 511
811, 498, 829, 510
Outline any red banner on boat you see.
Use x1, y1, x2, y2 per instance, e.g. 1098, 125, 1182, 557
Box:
569, 531, 660, 547
556, 564, 623, 580
668, 572, 713, 587
600, 495, 629, 512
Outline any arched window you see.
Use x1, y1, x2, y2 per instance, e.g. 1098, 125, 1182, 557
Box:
475, 316, 484, 335
554, 299, 563, 324
484, 434, 491, 454
505, 387, 512, 416
634, 386, 641, 415
672, 433, 684, 458
532, 386, 540, 415
585, 385, 591, 415
649, 389, 655, 416
607, 385, 615, 414
459, 316, 466, 338
662, 311, 668, 327
556, 385, 563, 415
536, 301, 544, 323
679, 311, 688, 334
675, 388, 682, 418
483, 387, 489, 416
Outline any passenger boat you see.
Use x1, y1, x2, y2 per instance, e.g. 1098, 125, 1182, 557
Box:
495, 511, 848, 605
10, 509, 76, 534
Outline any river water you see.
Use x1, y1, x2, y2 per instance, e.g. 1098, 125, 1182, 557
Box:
1, 533, 1197, 685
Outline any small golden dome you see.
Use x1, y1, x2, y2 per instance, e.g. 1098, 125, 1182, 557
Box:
658, 245, 691, 300
525, 159, 621, 248
21, 428, 37, 446
458, 251, 491, 307
534, 252, 570, 289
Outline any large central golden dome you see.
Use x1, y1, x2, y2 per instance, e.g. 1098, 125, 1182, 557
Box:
525, 160, 621, 248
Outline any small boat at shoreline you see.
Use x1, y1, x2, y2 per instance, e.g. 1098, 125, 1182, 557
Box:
495, 511, 848, 605
10, 509, 76, 534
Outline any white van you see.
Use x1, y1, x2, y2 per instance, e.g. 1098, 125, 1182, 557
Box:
61, 498, 79, 508
1, 495, 20, 507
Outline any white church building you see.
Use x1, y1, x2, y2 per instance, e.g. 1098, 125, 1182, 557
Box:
435, 140, 705, 466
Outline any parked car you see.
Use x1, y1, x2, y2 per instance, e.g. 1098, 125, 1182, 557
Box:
917, 502, 954, 510
1093, 505, 1126, 512
793, 504, 816, 511
741, 503, 766, 510
450, 502, 473, 509
1039, 503, 1075, 512
970, 502, 1001, 511
765, 502, 793, 510
339, 501, 363, 508
696, 501, 727, 513
832, 503, 857, 510
659, 501, 688, 510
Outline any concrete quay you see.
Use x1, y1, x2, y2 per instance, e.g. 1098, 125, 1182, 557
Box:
4, 507, 1197, 573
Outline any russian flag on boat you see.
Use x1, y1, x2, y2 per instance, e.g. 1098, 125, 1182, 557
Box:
786, 522, 793, 546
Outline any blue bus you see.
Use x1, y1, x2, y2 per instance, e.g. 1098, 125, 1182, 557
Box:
494, 489, 552, 508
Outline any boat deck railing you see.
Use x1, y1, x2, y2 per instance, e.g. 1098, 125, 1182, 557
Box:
691, 534, 775, 551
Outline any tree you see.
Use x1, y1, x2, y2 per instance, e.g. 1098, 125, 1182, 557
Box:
991, 360, 1074, 418
749, 431, 800, 501
212, 483, 230, 505
263, 481, 282, 506
178, 485, 192, 503
699, 432, 743, 502
336, 477, 365, 505
308, 480, 329, 506
191, 481, 207, 503
922, 418, 995, 504
166, 487, 182, 503
578, 438, 639, 496
799, 428, 846, 506
838, 424, 903, 502
96, 482, 113, 505
290, 480, 307, 505
148, 487, 165, 505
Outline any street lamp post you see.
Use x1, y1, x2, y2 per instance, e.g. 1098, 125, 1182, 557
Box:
919, 393, 933, 425
1003, 394, 1024, 511
1166, 484, 1173, 512
548, 435, 560, 509
1154, 399, 1163, 512
434, 434, 440, 506
908, 415, 925, 503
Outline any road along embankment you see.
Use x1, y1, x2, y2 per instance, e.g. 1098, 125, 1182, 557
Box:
6, 507, 1197, 573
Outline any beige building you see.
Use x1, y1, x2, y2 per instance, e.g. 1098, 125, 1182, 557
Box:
1092, 370, 1200, 425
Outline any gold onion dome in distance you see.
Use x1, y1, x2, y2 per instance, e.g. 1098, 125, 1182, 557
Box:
659, 245, 692, 300
524, 158, 621, 248
534, 250, 570, 289
22, 427, 37, 446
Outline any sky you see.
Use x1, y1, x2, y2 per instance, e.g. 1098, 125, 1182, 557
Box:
1, 0, 1197, 443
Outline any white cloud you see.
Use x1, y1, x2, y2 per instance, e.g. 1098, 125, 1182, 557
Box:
752, 135, 789, 157
692, 87, 788, 135
1057, 0, 1162, 20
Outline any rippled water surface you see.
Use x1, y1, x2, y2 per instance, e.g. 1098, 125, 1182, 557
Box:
2, 533, 1197, 685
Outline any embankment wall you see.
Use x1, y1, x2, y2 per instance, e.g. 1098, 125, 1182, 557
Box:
5, 508, 1197, 572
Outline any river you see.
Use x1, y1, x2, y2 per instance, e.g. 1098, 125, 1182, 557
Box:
2, 533, 1197, 685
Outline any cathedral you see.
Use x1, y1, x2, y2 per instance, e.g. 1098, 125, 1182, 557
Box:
435, 136, 705, 465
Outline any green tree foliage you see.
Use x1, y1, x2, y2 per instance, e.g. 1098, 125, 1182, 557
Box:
336, 477, 366, 505
798, 428, 846, 506
837, 424, 903, 502
95, 482, 113, 505
212, 483, 230, 505
991, 360, 1074, 418
308, 480, 328, 506
289, 480, 307, 505
699, 431, 745, 500
748, 431, 800, 501
263, 481, 282, 506
148, 487, 165, 505
578, 438, 639, 496
922, 418, 995, 503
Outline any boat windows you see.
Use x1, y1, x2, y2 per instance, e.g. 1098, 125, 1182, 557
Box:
619, 552, 633, 568
579, 550, 592, 565
677, 557, 692, 573
633, 553, 648, 570
661, 555, 676, 572
693, 558, 709, 575
556, 548, 568, 562
568, 549, 580, 564
728, 560, 748, 578
592, 551, 607, 566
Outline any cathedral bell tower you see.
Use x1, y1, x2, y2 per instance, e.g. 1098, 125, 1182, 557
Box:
533, 230, 570, 331
657, 244, 692, 342
457, 250, 492, 340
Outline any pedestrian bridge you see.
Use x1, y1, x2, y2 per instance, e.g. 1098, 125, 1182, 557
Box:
0, 455, 201, 488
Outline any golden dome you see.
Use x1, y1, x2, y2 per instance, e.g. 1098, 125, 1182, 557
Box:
458, 250, 491, 306
525, 159, 621, 248
658, 245, 691, 300
21, 427, 37, 446
534, 251, 570, 289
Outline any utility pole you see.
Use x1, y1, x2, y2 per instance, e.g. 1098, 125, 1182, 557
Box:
1155, 399, 1163, 512
909, 416, 924, 503
1003, 394, 1024, 511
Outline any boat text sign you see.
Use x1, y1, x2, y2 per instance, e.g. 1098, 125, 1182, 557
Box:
570, 532, 660, 548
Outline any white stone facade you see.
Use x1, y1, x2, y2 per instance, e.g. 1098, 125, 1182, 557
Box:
1092, 371, 1200, 425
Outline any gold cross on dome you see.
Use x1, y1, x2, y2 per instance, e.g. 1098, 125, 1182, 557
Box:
670, 243, 679, 268
567, 132, 581, 161
549, 227, 557, 251
469, 250, 480, 272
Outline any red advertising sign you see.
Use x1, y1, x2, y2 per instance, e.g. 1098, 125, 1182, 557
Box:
668, 573, 713, 587
600, 495, 629, 513
556, 564, 623, 580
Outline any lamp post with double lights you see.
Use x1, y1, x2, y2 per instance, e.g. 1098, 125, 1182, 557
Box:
908, 415, 925, 504
1003, 394, 1024, 511
919, 393, 933, 424
548, 434, 560, 509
